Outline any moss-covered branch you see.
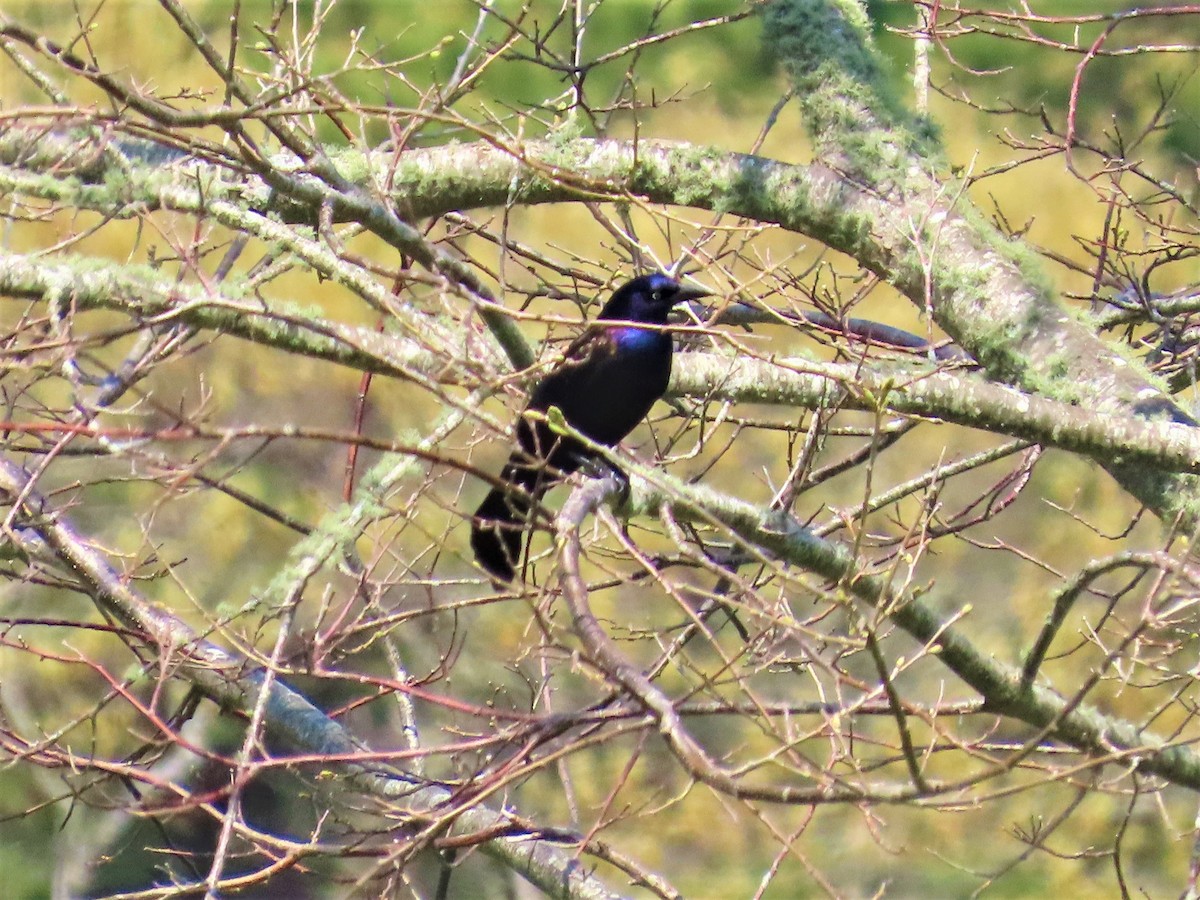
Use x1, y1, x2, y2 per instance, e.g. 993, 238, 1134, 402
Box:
7, 250, 1200, 476
619, 466, 1200, 792
0, 455, 626, 900
1, 129, 1183, 441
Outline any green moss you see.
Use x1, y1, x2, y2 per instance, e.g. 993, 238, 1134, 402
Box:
956, 205, 1059, 304
327, 146, 372, 184
1047, 354, 1071, 380
664, 144, 726, 208
761, 0, 941, 169
762, 0, 881, 89
546, 111, 586, 148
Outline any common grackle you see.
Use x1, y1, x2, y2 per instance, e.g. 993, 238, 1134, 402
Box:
471, 273, 710, 581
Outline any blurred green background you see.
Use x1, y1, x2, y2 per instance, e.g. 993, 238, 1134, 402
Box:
3, 1, 1200, 897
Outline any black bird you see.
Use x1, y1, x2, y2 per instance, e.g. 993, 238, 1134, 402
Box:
471, 273, 710, 581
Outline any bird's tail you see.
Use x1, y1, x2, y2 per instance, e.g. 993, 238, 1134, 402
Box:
470, 468, 535, 581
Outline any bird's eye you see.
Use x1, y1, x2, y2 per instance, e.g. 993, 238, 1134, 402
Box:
652, 289, 664, 302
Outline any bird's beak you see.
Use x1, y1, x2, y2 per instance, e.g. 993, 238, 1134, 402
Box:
673, 284, 712, 305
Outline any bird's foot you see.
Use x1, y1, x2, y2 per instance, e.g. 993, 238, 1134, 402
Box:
574, 454, 630, 506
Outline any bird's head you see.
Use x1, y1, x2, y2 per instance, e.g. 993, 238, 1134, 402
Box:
597, 273, 711, 324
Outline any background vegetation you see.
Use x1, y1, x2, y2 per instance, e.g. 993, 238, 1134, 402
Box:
3, 0, 1200, 897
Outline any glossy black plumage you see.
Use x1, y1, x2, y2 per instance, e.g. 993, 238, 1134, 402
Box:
471, 273, 709, 581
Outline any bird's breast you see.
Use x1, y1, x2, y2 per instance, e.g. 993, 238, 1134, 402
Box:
567, 338, 672, 444
526, 325, 674, 450
607, 325, 666, 351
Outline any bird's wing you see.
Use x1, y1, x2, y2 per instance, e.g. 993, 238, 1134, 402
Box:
527, 326, 617, 408
559, 325, 617, 366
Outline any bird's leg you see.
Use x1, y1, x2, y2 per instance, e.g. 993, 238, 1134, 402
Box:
570, 451, 631, 507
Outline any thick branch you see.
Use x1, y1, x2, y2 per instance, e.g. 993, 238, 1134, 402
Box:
3, 130, 1194, 522
5, 252, 1200, 478
616, 465, 1200, 792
